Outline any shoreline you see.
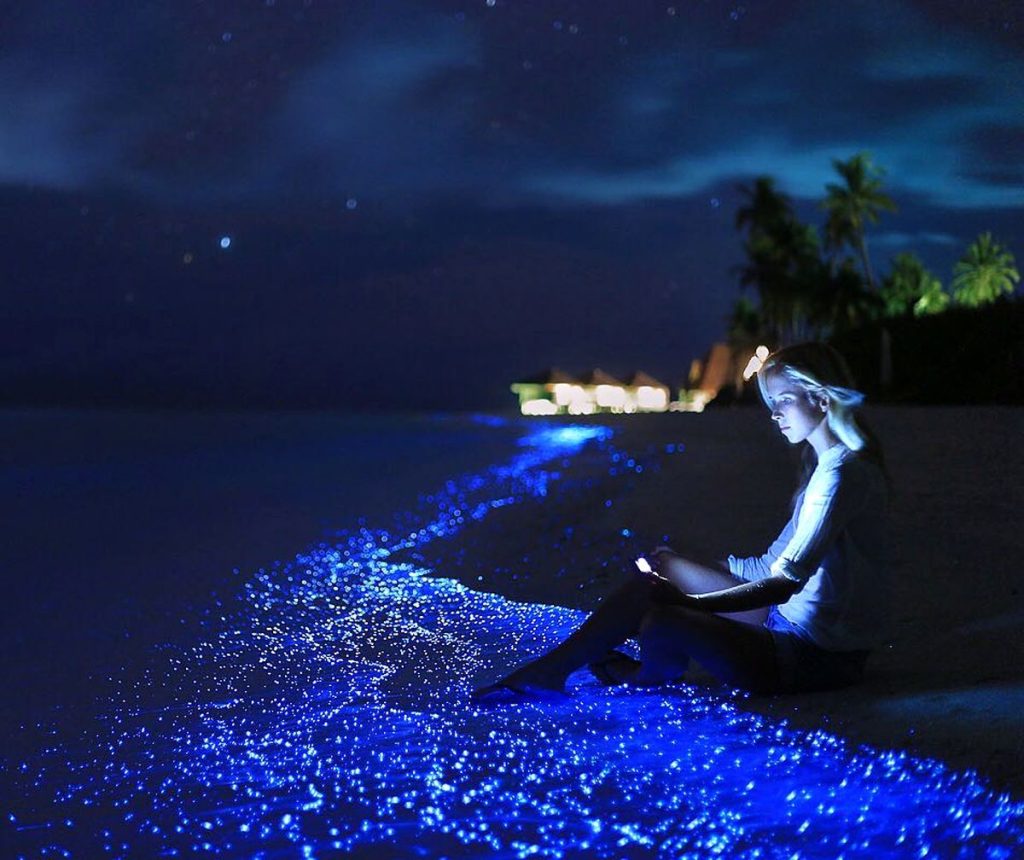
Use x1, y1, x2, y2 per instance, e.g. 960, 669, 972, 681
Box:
4, 405, 1023, 856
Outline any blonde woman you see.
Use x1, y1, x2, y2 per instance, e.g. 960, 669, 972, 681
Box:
474, 343, 890, 701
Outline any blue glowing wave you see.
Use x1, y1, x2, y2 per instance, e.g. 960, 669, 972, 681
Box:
5, 421, 1023, 859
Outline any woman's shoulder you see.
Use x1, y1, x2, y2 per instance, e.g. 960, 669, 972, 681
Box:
835, 448, 890, 510
813, 445, 885, 491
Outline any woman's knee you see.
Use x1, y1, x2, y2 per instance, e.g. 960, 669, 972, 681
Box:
608, 575, 656, 605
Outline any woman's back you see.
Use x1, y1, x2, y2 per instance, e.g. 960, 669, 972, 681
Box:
776, 445, 890, 652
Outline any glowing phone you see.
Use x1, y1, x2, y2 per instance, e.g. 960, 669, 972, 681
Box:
634, 556, 668, 581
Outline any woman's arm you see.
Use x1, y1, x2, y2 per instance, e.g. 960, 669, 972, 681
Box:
645, 550, 800, 612
676, 575, 801, 613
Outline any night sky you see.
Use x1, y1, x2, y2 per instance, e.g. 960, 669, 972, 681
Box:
3, 1, 1021, 411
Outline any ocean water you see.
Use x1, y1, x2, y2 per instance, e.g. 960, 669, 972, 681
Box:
3, 413, 1023, 858
0, 409, 529, 731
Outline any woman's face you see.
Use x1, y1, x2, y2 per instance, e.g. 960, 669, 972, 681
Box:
764, 371, 826, 445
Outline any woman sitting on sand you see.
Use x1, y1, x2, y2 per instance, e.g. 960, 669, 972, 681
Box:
474, 342, 889, 700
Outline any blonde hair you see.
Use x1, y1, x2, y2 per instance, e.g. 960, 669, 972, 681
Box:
757, 342, 873, 454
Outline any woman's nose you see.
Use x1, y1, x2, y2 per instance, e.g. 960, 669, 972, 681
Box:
770, 408, 782, 422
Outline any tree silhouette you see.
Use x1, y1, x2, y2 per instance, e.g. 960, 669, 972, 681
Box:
735, 176, 791, 235
811, 258, 881, 334
951, 233, 1020, 307
735, 177, 822, 343
727, 295, 764, 347
822, 152, 897, 291
880, 253, 948, 317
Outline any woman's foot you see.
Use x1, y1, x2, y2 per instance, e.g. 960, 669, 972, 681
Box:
471, 661, 568, 702
471, 680, 569, 704
588, 650, 642, 686
588, 650, 689, 687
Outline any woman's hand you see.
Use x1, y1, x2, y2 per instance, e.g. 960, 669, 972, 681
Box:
648, 546, 681, 574
633, 556, 668, 583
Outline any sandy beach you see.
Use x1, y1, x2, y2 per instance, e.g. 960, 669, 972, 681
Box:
4, 405, 1023, 856
418, 406, 1024, 793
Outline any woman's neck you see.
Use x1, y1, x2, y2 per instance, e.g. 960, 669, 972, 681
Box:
807, 418, 841, 458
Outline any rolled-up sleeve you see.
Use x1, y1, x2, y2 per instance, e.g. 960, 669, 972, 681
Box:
729, 513, 797, 582
770, 460, 867, 584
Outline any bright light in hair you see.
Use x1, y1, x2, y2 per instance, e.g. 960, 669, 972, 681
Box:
743, 345, 771, 381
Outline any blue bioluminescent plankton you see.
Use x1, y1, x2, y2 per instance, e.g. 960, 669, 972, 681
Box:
5, 422, 1023, 859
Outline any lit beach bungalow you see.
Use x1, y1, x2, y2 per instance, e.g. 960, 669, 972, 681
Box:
675, 343, 771, 411
578, 369, 630, 413
510, 369, 672, 415
510, 368, 587, 415
627, 371, 671, 412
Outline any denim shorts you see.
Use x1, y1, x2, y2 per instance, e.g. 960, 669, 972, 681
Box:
765, 608, 869, 693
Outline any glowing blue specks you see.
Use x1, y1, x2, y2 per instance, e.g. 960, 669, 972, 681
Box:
4, 420, 1024, 858
519, 425, 610, 450
219, 236, 232, 249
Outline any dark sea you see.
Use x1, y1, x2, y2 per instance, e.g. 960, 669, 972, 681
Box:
1, 409, 528, 733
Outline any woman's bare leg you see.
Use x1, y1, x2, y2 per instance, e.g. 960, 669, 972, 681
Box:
633, 604, 780, 693
480, 552, 773, 695
490, 551, 764, 690
495, 577, 658, 692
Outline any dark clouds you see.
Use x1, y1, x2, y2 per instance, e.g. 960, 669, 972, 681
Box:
3, 0, 1021, 209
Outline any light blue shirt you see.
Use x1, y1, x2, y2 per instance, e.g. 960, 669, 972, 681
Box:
728, 444, 890, 651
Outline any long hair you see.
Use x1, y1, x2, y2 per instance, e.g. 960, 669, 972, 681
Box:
757, 342, 888, 493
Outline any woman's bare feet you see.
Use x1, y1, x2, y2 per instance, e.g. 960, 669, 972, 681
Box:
471, 659, 569, 702
588, 650, 641, 686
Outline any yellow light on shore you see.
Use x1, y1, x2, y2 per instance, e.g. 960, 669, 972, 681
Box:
594, 384, 627, 409
636, 386, 668, 411
553, 383, 588, 409
567, 401, 595, 415
521, 399, 558, 416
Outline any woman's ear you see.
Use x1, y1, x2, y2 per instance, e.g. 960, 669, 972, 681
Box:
818, 395, 830, 413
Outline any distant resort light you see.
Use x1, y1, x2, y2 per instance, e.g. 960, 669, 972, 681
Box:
521, 398, 559, 416
512, 345, 775, 416
512, 368, 673, 416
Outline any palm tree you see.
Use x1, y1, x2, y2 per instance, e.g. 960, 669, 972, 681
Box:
951, 233, 1020, 307
735, 177, 823, 343
880, 252, 948, 317
821, 152, 897, 291
812, 258, 882, 334
727, 295, 764, 348
736, 176, 791, 235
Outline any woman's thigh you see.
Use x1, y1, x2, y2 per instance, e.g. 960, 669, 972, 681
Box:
640, 604, 781, 694
655, 555, 769, 626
